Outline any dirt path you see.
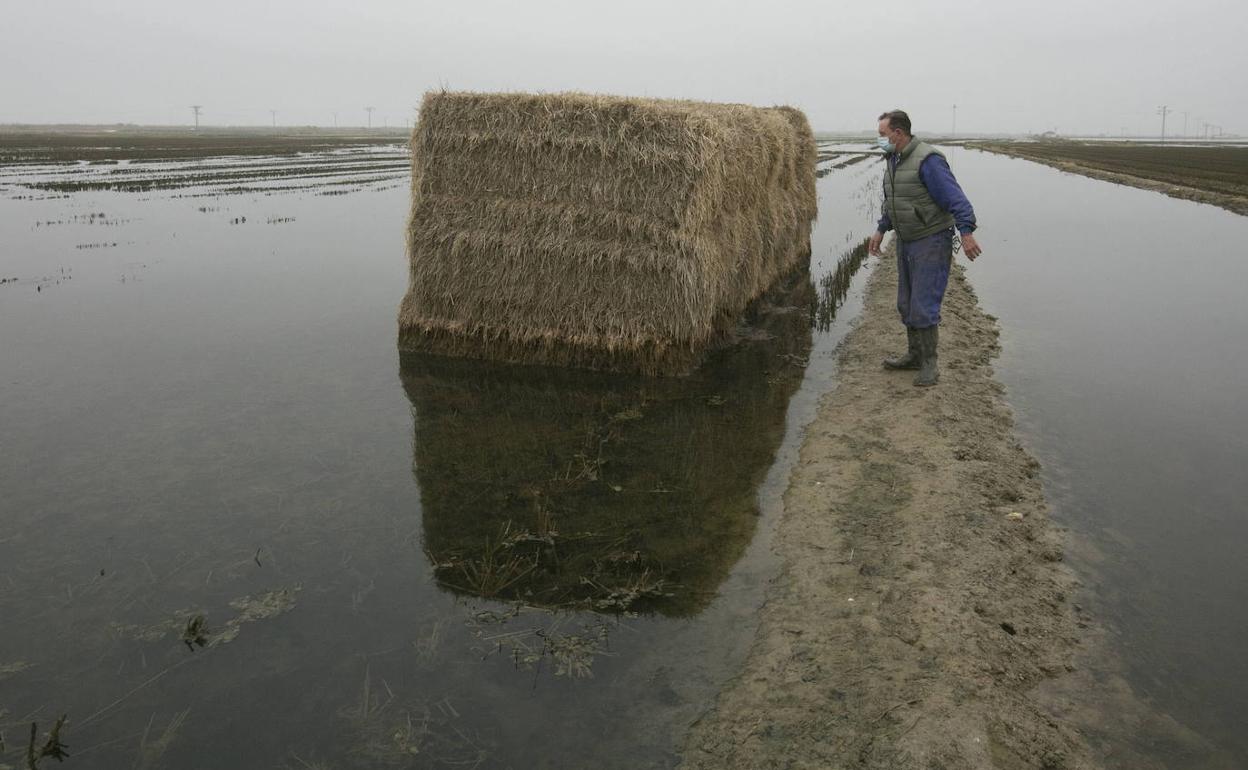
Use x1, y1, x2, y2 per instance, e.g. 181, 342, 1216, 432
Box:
679, 251, 1096, 769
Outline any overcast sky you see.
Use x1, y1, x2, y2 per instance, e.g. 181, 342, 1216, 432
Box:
4, 0, 1244, 136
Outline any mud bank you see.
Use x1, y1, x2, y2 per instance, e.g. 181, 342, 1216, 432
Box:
679, 252, 1096, 769
677, 248, 1242, 768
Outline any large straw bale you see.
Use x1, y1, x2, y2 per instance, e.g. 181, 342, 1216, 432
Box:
398, 91, 816, 375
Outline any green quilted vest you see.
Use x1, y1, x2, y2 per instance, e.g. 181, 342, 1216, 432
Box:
883, 140, 956, 241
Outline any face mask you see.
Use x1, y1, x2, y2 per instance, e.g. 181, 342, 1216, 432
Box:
876, 136, 895, 153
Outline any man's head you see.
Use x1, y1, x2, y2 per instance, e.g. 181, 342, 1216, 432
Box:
877, 110, 912, 151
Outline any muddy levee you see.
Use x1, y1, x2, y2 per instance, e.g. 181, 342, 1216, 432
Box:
679, 250, 1096, 769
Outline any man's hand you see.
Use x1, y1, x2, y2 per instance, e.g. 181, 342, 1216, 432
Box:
960, 231, 983, 261
868, 231, 884, 256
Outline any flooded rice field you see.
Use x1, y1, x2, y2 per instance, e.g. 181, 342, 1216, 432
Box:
0, 136, 880, 768
6, 131, 1246, 767
949, 146, 1248, 765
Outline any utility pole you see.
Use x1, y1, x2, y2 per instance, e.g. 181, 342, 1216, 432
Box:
1182, 111, 1189, 139
333, 111, 339, 128
190, 105, 202, 129
951, 104, 957, 138
270, 110, 277, 128
1157, 105, 1170, 142
365, 106, 375, 129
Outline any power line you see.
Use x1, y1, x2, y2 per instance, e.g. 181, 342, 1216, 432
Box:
1157, 105, 1171, 142
190, 105, 202, 129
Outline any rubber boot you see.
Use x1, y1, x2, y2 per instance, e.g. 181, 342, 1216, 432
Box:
914, 326, 939, 387
883, 327, 921, 370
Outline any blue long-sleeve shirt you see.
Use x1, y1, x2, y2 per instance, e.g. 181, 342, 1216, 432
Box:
876, 152, 977, 236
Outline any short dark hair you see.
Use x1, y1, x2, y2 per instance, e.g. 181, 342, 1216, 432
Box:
878, 110, 912, 135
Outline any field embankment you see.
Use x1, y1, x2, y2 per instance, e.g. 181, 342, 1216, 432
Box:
0, 126, 409, 164
0, 129, 411, 196
680, 251, 1097, 769
970, 140, 1248, 216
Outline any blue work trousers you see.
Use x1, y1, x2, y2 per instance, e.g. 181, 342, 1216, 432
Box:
896, 229, 953, 329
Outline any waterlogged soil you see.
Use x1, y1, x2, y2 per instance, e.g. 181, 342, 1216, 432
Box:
969, 141, 1248, 216
679, 251, 1234, 769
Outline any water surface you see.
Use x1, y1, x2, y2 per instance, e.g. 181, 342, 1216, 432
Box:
0, 140, 879, 768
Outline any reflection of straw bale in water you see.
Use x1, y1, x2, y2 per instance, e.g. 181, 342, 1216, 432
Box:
399, 270, 814, 617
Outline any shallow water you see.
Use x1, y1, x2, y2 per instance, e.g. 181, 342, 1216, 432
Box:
0, 141, 878, 768
948, 147, 1248, 764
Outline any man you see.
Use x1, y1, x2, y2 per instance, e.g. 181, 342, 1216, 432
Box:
867, 110, 982, 387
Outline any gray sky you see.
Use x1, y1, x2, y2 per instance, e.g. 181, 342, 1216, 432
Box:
4, 0, 1244, 136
